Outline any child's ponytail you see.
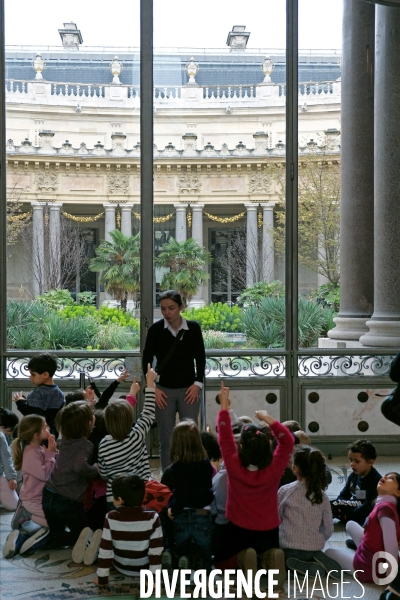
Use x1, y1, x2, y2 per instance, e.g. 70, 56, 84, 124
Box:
293, 445, 327, 505
12, 415, 45, 471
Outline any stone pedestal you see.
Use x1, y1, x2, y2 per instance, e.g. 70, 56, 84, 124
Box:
49, 202, 62, 288
328, 0, 375, 342
360, 4, 400, 347
189, 204, 205, 307
31, 202, 45, 297
103, 203, 116, 242
174, 203, 187, 242
245, 203, 258, 287
120, 204, 133, 237
260, 203, 274, 282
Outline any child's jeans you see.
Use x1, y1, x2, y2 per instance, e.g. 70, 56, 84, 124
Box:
42, 487, 87, 548
173, 508, 213, 572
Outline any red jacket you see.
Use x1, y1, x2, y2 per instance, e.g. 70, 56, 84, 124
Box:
218, 410, 294, 531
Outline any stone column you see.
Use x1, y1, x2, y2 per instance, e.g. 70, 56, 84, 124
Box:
189, 204, 206, 307
174, 203, 187, 242
245, 203, 258, 287
103, 203, 116, 242
260, 202, 275, 282
328, 0, 375, 343
360, 4, 400, 346
120, 203, 133, 237
49, 202, 62, 289
31, 202, 45, 297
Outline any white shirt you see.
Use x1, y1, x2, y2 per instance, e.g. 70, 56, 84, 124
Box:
163, 317, 203, 389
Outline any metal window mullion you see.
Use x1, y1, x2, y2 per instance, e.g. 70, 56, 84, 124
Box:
0, 0, 7, 404
285, 0, 299, 419
140, 0, 154, 353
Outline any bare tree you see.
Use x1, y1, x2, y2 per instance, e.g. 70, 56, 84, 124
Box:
6, 181, 30, 255
19, 207, 87, 298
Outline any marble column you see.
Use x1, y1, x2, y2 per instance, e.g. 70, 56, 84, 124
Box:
120, 203, 133, 237
260, 202, 275, 282
189, 204, 205, 307
174, 203, 187, 242
103, 203, 116, 242
245, 203, 258, 287
31, 202, 45, 297
328, 0, 375, 342
360, 4, 400, 346
49, 202, 62, 289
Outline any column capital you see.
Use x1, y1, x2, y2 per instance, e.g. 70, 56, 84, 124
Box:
48, 202, 63, 210
191, 203, 205, 210
260, 202, 276, 209
119, 203, 134, 210
31, 201, 46, 208
244, 202, 259, 210
103, 203, 117, 209
174, 203, 188, 210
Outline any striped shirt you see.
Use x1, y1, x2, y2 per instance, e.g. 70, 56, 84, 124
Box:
98, 388, 155, 501
97, 505, 163, 585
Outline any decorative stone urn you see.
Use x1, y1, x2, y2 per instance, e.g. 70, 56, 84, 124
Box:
32, 53, 45, 80
261, 55, 274, 83
110, 56, 123, 84
185, 57, 199, 85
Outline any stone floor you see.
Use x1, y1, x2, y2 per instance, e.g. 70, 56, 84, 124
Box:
1, 456, 397, 600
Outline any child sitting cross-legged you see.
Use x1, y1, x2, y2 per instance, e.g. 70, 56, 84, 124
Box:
278, 445, 341, 579
94, 475, 163, 587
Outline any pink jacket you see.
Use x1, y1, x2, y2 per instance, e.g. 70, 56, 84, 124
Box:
19, 445, 57, 526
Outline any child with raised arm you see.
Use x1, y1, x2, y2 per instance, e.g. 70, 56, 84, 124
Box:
217, 381, 294, 590
98, 365, 156, 509
65, 369, 137, 408
12, 353, 65, 437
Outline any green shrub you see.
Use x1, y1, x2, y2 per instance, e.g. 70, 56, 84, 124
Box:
202, 330, 233, 349
61, 304, 139, 333
36, 289, 75, 310
95, 323, 139, 350
310, 283, 340, 312
182, 303, 243, 332
77, 291, 97, 305
238, 281, 285, 306
43, 315, 98, 350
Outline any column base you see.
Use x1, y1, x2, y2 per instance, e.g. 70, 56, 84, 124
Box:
360, 320, 400, 347
327, 316, 370, 341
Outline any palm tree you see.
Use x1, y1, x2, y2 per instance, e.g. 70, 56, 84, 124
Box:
89, 230, 140, 311
157, 237, 212, 305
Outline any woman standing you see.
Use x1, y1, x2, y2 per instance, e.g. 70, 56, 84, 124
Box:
142, 290, 206, 471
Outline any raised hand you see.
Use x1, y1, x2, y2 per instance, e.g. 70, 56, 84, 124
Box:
117, 369, 130, 383
255, 410, 275, 425
130, 376, 140, 397
146, 363, 157, 387
12, 392, 25, 402
219, 380, 230, 410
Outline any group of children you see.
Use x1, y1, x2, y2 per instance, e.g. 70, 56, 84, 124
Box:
0, 353, 399, 596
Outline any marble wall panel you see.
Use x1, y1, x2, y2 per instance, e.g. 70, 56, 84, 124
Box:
61, 176, 105, 193
203, 177, 246, 193
205, 387, 280, 429
304, 387, 396, 436
7, 174, 32, 189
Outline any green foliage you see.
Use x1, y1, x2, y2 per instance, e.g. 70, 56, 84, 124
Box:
77, 291, 96, 305
36, 289, 75, 310
238, 281, 285, 306
310, 283, 340, 312
6, 301, 139, 351
202, 330, 233, 349
182, 302, 243, 332
89, 230, 140, 310
241, 296, 334, 348
156, 237, 212, 305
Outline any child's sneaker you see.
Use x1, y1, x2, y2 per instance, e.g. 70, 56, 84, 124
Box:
20, 527, 50, 554
286, 557, 325, 579
2, 530, 29, 558
312, 551, 342, 580
72, 527, 93, 563
162, 549, 172, 571
178, 555, 190, 569
260, 548, 286, 588
21, 520, 43, 536
83, 529, 103, 565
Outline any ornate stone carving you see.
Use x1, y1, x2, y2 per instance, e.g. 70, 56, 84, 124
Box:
35, 169, 58, 191
185, 57, 199, 85
107, 172, 129, 194
177, 173, 202, 194
248, 172, 272, 194
261, 56, 274, 83
32, 53, 45, 80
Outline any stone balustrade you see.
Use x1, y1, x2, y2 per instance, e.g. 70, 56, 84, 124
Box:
5, 78, 341, 109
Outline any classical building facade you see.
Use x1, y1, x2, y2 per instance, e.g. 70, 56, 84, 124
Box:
5, 26, 341, 306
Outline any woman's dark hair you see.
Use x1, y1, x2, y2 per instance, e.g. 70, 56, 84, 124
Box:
0, 407, 19, 430
65, 390, 85, 404
293, 445, 327, 505
201, 432, 222, 461
159, 290, 183, 306
239, 424, 272, 470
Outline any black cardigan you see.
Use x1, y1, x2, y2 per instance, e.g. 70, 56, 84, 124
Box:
142, 319, 205, 389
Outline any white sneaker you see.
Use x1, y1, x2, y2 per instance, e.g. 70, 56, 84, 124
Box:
83, 529, 103, 565
72, 527, 93, 563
